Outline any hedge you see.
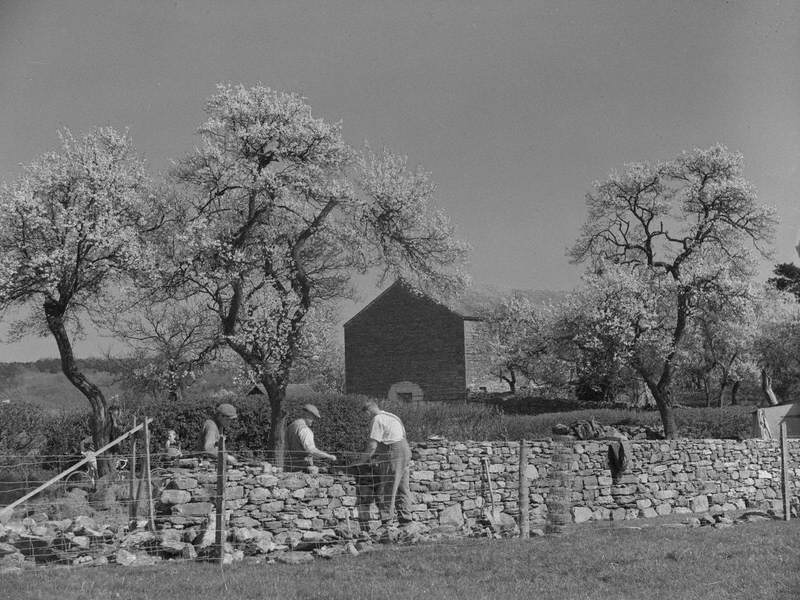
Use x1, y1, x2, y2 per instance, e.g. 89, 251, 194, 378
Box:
0, 394, 756, 477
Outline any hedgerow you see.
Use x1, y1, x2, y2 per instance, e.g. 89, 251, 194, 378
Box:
0, 393, 757, 478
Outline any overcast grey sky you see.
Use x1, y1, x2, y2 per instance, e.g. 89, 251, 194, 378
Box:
0, 0, 798, 361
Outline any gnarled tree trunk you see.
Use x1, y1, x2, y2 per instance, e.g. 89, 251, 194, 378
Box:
263, 376, 288, 469
760, 368, 779, 406
730, 380, 740, 406
642, 370, 678, 439
44, 299, 109, 473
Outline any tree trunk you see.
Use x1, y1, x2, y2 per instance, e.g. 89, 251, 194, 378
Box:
730, 380, 740, 406
642, 374, 678, 439
760, 368, 780, 406
703, 377, 711, 408
263, 378, 287, 469
44, 300, 109, 472
654, 391, 678, 439
502, 370, 516, 393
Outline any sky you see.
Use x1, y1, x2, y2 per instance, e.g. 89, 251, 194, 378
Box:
0, 0, 798, 361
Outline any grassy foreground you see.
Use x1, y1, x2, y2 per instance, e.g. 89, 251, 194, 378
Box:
6, 520, 800, 600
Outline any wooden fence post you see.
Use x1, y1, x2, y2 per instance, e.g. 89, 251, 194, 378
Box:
781, 422, 790, 521
519, 439, 530, 539
215, 434, 227, 563
129, 417, 138, 520
546, 435, 576, 535
144, 418, 156, 531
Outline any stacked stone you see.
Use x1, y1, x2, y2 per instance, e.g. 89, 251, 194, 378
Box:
545, 435, 576, 534
157, 464, 362, 548
150, 437, 799, 541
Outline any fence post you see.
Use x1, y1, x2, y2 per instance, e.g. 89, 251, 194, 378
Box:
546, 435, 576, 535
781, 422, 790, 521
518, 439, 530, 539
129, 416, 138, 520
144, 418, 156, 531
215, 434, 227, 563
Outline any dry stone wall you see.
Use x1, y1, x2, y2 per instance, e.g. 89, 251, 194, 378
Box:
157, 439, 800, 540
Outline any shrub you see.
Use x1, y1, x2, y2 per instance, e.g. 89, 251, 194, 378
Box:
0, 393, 761, 479
382, 400, 507, 442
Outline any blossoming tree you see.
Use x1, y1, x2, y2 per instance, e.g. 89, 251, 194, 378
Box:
169, 84, 468, 459
0, 128, 161, 455
570, 145, 776, 437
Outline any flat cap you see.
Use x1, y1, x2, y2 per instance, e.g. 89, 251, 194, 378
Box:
302, 403, 321, 419
216, 403, 238, 418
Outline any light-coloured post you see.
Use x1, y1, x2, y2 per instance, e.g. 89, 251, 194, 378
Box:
781, 422, 790, 521
144, 418, 156, 531
215, 434, 227, 562
519, 439, 530, 538
129, 417, 138, 520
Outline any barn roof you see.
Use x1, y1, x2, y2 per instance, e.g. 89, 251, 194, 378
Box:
344, 279, 564, 326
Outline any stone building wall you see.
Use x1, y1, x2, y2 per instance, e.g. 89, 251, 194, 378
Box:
344, 282, 467, 401
157, 439, 800, 541
463, 320, 507, 393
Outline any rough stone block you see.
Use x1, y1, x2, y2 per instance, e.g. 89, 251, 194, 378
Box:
160, 490, 192, 505
172, 502, 214, 517
572, 507, 592, 523
690, 495, 709, 513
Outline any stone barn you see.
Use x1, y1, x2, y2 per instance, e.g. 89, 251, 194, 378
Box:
344, 280, 507, 402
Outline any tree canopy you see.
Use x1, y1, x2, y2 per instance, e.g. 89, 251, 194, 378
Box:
0, 128, 161, 451
164, 84, 468, 457
570, 145, 776, 437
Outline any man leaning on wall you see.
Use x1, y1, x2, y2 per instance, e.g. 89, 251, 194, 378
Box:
198, 403, 240, 466
285, 403, 337, 472
351, 399, 413, 525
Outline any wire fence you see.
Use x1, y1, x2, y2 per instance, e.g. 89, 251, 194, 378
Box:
0, 427, 460, 572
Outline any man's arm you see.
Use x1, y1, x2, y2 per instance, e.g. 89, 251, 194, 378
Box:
350, 439, 378, 467
298, 428, 336, 462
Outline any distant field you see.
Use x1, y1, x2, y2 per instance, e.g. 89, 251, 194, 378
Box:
4, 520, 799, 600
1, 369, 124, 414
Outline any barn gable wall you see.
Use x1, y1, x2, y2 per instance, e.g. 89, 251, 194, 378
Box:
345, 283, 466, 401
463, 319, 506, 393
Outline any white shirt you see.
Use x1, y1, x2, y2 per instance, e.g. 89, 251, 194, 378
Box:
369, 411, 406, 444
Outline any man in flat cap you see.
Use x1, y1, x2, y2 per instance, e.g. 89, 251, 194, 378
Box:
199, 402, 240, 466
285, 403, 337, 472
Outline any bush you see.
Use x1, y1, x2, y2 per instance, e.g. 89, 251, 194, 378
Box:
383, 400, 507, 442
479, 394, 587, 416
0, 393, 760, 479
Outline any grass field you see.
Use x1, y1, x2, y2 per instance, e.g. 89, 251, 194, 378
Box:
5, 519, 800, 600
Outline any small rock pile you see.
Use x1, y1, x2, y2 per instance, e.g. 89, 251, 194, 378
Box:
0, 507, 520, 573
552, 419, 663, 441
685, 510, 775, 529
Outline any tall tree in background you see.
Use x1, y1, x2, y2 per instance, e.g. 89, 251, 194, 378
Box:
548, 267, 658, 405
287, 304, 345, 393
168, 84, 468, 461
475, 295, 545, 393
768, 263, 800, 301
570, 145, 776, 437
752, 290, 800, 405
0, 128, 161, 457
103, 299, 219, 401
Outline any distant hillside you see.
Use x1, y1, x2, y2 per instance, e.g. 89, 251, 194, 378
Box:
0, 361, 127, 414
0, 359, 321, 414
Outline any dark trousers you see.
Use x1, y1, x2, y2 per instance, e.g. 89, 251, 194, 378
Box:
375, 440, 413, 522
